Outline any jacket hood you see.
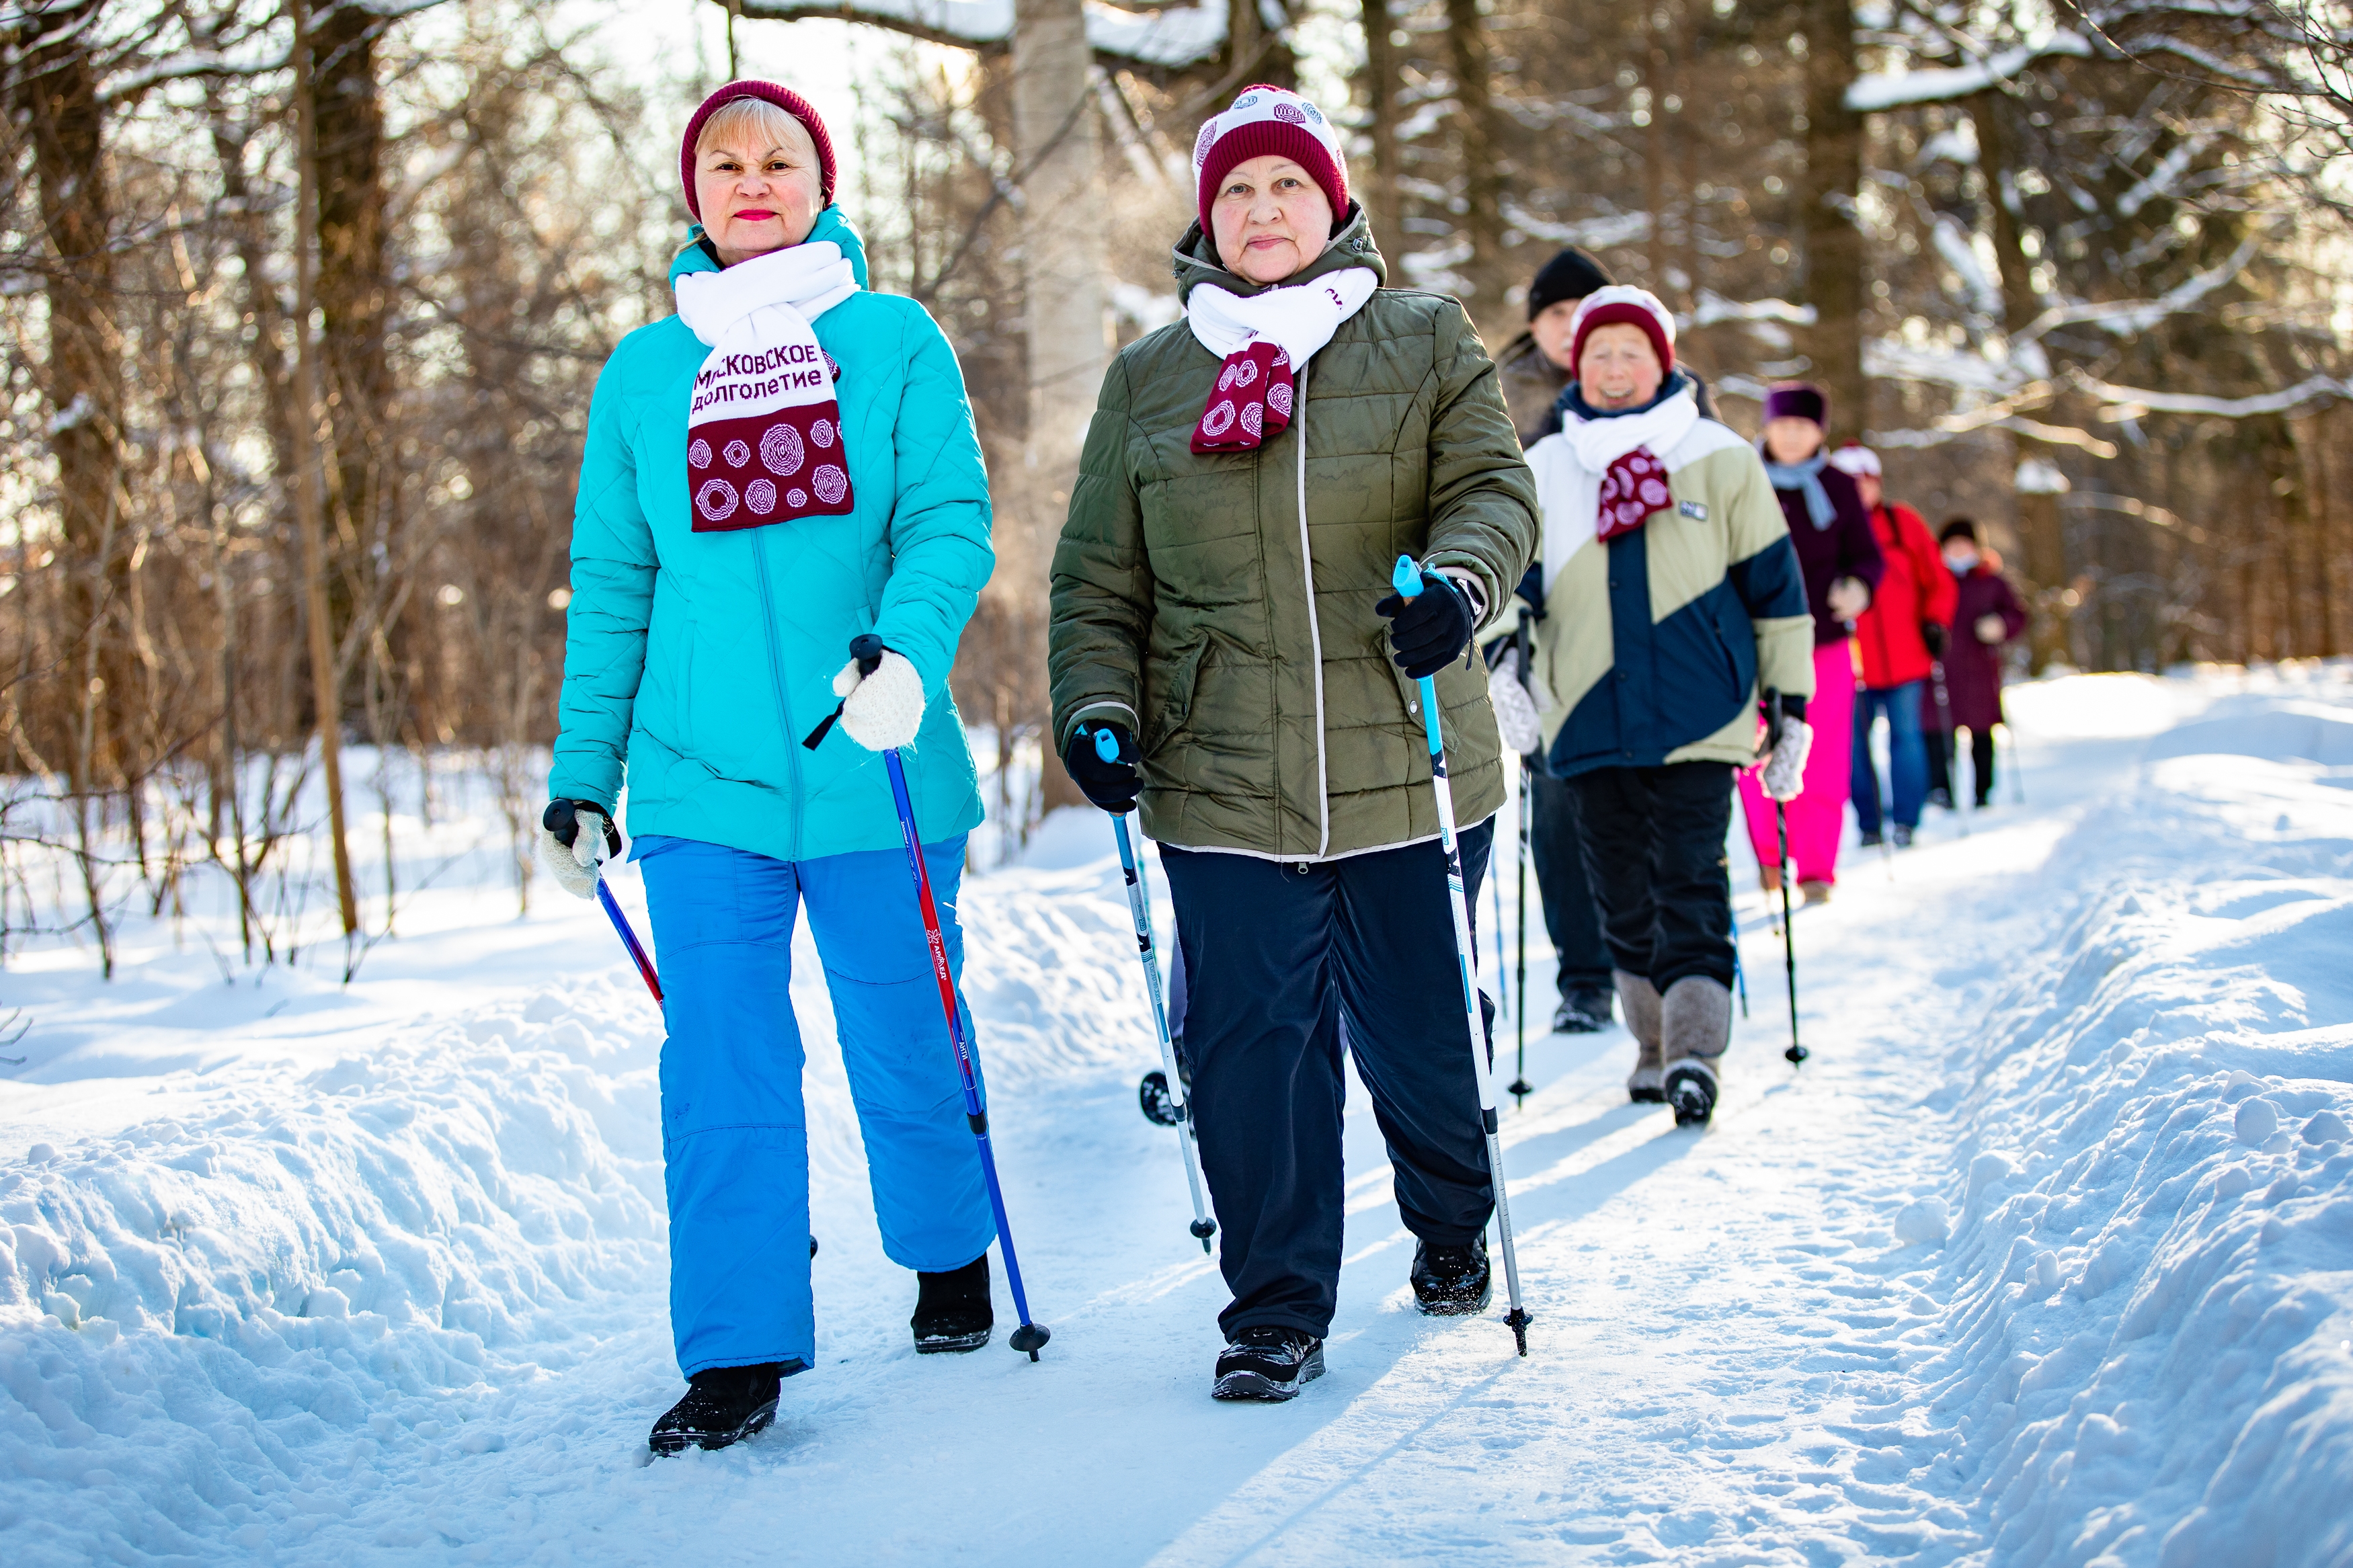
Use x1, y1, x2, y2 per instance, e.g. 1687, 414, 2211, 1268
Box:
668, 203, 871, 290
1170, 201, 1387, 302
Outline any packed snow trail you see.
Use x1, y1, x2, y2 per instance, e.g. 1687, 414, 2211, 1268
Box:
4, 667, 2352, 1565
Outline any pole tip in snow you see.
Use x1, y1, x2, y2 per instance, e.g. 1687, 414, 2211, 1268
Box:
1392, 554, 1423, 598
1505, 1308, 1531, 1357
1009, 1322, 1050, 1360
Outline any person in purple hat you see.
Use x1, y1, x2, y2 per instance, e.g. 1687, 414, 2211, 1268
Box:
539, 80, 1001, 1456
1732, 383, 1882, 902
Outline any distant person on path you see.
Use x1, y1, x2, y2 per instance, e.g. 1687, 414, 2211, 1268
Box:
540, 81, 1002, 1456
1520, 286, 1813, 1124
1735, 384, 1882, 903
1489, 245, 1626, 1034
1049, 85, 1538, 1403
1925, 520, 2028, 807
1834, 444, 1956, 848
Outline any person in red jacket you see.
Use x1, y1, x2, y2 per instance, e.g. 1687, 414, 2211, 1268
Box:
1924, 519, 2029, 807
1833, 445, 1956, 847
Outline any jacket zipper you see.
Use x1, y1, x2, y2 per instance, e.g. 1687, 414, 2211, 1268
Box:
1292, 365, 1329, 860
750, 528, 804, 859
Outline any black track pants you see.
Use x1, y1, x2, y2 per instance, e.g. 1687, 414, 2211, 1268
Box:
1528, 767, 1613, 996
1160, 820, 1497, 1340
1566, 761, 1737, 993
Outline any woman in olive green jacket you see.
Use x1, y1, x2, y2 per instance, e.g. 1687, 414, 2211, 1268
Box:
1047, 86, 1538, 1403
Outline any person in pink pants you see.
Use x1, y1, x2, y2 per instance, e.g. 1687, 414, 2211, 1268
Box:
1735, 383, 1882, 902
1738, 641, 1858, 893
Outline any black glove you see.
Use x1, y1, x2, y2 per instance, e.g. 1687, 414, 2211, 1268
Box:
1064, 722, 1142, 814
543, 798, 622, 857
1921, 622, 1948, 659
1375, 572, 1474, 679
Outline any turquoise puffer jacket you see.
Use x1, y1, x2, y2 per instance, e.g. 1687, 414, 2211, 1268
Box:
548, 208, 992, 862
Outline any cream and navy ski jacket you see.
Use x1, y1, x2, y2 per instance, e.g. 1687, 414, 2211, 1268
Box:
1524, 405, 1814, 778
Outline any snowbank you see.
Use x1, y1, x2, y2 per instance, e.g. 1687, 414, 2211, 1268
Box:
1908, 675, 2353, 1566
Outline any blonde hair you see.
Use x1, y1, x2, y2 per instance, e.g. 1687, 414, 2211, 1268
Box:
694, 97, 814, 164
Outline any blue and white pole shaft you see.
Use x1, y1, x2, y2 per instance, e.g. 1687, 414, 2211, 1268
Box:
1094, 723, 1218, 1253
1392, 555, 1532, 1356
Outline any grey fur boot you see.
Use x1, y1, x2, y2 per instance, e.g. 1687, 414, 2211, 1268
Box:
1660, 976, 1732, 1126
1615, 970, 1665, 1104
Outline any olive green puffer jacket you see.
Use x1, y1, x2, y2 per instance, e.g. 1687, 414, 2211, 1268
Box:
1047, 211, 1539, 861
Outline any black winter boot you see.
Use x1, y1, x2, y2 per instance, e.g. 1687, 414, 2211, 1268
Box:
912, 1253, 994, 1354
648, 1361, 789, 1456
1410, 1234, 1494, 1315
1211, 1325, 1326, 1401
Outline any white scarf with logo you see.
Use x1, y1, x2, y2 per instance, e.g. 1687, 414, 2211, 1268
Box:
674, 241, 859, 531
1528, 383, 1700, 591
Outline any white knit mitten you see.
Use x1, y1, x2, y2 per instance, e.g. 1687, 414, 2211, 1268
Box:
1488, 649, 1542, 756
534, 804, 614, 900
834, 650, 926, 751
1759, 718, 1812, 802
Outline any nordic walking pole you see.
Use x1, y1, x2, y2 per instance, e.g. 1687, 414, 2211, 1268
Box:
1929, 654, 1964, 833
1394, 556, 1532, 1356
810, 636, 1049, 1359
1765, 693, 1808, 1067
1089, 728, 1218, 1253
598, 880, 664, 1002
1509, 609, 1533, 1103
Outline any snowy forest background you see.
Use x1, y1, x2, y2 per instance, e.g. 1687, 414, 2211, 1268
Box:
1, 0, 2349, 973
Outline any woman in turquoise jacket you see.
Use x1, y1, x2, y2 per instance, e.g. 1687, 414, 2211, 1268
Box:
537, 81, 997, 1456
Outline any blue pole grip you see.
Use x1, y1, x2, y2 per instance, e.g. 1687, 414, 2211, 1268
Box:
1092, 726, 1121, 763
1392, 554, 1424, 599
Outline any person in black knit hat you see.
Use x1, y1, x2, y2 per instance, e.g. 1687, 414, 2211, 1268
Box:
1488, 247, 1717, 1036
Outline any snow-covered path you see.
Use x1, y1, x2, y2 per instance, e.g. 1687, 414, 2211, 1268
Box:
6, 668, 2352, 1565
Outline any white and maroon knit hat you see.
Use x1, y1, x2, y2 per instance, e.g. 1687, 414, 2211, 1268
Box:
1568, 285, 1676, 376
1192, 85, 1349, 232
681, 80, 838, 217
1827, 443, 1882, 478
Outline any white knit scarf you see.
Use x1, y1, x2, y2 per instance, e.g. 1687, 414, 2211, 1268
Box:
673, 240, 859, 531
1531, 383, 1700, 591
1184, 266, 1378, 452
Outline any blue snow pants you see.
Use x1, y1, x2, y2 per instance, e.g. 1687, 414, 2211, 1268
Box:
635, 833, 995, 1378
1851, 679, 1928, 834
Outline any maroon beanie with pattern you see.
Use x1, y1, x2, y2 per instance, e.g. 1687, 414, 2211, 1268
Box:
1193, 85, 1349, 233
681, 80, 837, 218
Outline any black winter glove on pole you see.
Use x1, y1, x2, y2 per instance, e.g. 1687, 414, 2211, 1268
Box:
1922, 622, 1948, 659
1064, 723, 1142, 813
1375, 572, 1474, 679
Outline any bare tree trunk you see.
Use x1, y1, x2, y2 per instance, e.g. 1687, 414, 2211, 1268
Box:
292, 0, 362, 944
1014, 0, 1107, 813
1359, 0, 1401, 251
1796, 0, 1865, 438
1444, 0, 1507, 333
16, 1, 127, 793
1968, 90, 2070, 673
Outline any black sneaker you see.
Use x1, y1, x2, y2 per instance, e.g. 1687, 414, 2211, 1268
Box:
1550, 987, 1613, 1034
1928, 788, 1954, 809
912, 1253, 994, 1353
1858, 829, 1884, 848
1892, 823, 1915, 848
648, 1361, 791, 1456
1410, 1234, 1493, 1315
1211, 1326, 1325, 1401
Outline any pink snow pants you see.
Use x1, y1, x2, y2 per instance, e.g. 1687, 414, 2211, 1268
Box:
1739, 639, 1858, 886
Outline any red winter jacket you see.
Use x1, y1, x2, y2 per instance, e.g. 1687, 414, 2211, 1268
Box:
1854, 501, 1958, 689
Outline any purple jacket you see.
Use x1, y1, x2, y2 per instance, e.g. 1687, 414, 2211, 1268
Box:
1925, 561, 2028, 731
1771, 463, 1885, 646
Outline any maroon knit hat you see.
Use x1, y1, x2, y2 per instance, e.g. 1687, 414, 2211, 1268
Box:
680, 80, 837, 218
1764, 382, 1828, 426
1568, 286, 1676, 377
1193, 85, 1349, 235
